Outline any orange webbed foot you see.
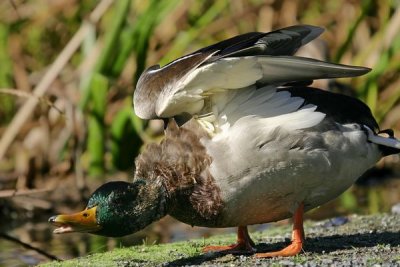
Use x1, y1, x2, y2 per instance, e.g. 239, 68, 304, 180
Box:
202, 243, 255, 254
203, 226, 256, 254
255, 240, 303, 258
256, 203, 305, 258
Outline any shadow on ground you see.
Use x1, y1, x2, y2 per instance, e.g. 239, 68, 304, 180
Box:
164, 231, 400, 266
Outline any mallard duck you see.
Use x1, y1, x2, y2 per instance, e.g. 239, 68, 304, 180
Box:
49, 25, 400, 257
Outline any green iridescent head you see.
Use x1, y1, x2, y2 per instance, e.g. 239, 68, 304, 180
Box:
49, 180, 167, 237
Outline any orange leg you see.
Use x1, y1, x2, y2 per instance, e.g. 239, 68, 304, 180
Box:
203, 226, 256, 254
256, 203, 305, 258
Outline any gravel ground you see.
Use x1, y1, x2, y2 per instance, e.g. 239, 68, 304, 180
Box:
164, 213, 400, 267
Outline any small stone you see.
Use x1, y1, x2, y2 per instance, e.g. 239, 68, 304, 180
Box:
391, 203, 400, 214
214, 254, 235, 263
279, 259, 295, 265
322, 216, 349, 227
322, 259, 333, 264
238, 255, 247, 262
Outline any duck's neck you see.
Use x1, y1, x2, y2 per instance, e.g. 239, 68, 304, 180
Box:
131, 177, 170, 231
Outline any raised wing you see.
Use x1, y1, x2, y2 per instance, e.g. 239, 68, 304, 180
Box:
133, 25, 370, 122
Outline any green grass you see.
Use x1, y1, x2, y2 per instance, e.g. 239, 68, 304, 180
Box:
41, 235, 232, 266
42, 242, 200, 266
40, 213, 400, 266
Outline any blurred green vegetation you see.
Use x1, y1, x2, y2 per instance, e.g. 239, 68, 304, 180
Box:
0, 0, 399, 202
0, 23, 15, 124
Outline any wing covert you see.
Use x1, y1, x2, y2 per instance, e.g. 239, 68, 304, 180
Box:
133, 25, 370, 128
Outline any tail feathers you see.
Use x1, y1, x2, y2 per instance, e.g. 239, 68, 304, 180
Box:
364, 126, 400, 156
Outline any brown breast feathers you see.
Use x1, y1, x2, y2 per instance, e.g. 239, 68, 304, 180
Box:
134, 119, 223, 226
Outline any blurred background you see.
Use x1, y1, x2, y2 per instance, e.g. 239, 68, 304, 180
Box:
0, 0, 400, 265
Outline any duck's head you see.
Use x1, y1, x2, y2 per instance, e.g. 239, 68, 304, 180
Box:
49, 180, 168, 237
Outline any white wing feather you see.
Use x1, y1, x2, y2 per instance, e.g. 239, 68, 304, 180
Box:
210, 86, 325, 136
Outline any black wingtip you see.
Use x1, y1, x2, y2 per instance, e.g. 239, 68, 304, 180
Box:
341, 65, 371, 77
300, 24, 325, 35
361, 66, 372, 74
305, 25, 324, 42
282, 25, 325, 46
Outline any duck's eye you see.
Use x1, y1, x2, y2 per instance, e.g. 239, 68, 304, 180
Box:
83, 213, 89, 218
